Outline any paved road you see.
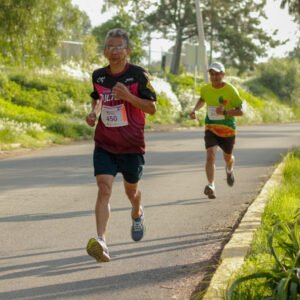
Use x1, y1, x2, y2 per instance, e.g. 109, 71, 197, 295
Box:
0, 123, 300, 300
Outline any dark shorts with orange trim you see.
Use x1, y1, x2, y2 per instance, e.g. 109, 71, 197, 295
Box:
204, 130, 235, 154
93, 147, 144, 184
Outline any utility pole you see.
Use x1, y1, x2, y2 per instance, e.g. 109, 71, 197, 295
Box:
195, 0, 208, 83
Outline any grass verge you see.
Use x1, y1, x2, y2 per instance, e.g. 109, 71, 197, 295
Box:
225, 149, 300, 299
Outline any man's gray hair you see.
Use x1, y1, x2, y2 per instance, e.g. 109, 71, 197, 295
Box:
104, 28, 130, 48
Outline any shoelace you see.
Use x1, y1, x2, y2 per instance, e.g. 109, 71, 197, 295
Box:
133, 218, 143, 231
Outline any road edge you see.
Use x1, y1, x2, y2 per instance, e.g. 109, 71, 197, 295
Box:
202, 160, 284, 300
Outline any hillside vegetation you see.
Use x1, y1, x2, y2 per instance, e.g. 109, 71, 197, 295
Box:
0, 57, 299, 151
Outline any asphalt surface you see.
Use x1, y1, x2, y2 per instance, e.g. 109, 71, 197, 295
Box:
0, 123, 300, 300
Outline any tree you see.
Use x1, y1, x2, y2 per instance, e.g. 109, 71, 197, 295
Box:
280, 0, 300, 63
65, 7, 92, 41
146, 0, 197, 74
202, 0, 281, 74
288, 40, 300, 60
0, 0, 90, 67
102, 0, 153, 22
258, 58, 299, 103
280, 0, 300, 23
147, 0, 281, 74
102, 0, 282, 74
103, 0, 197, 73
92, 9, 146, 63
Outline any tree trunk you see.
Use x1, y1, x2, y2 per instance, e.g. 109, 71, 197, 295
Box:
170, 27, 183, 74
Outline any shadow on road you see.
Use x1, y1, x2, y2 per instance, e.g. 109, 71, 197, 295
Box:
0, 145, 290, 192
0, 230, 230, 300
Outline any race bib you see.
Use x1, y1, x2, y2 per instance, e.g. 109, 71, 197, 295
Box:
207, 106, 224, 120
101, 104, 128, 127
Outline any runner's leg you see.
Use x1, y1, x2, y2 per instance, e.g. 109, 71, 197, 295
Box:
124, 180, 142, 218
95, 174, 114, 240
224, 153, 234, 173
206, 146, 218, 184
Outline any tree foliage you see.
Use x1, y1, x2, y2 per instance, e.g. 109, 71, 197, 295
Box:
146, 0, 197, 74
146, 0, 282, 74
100, 0, 285, 75
92, 7, 146, 63
102, 0, 153, 22
0, 0, 91, 66
280, 0, 300, 23
202, 0, 281, 74
288, 40, 300, 60
257, 58, 300, 104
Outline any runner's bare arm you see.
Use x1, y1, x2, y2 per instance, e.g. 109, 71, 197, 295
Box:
86, 97, 103, 127
189, 98, 205, 119
216, 106, 243, 116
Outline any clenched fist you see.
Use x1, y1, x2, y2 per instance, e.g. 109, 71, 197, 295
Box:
86, 112, 97, 127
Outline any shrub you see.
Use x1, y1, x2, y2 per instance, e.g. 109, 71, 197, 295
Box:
256, 58, 300, 104
227, 211, 300, 300
147, 92, 178, 125
47, 119, 93, 138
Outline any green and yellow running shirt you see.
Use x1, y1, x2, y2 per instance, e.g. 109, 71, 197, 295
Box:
200, 82, 243, 137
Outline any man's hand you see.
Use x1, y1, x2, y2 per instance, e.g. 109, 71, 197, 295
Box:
86, 111, 97, 127
216, 105, 225, 115
189, 111, 196, 119
112, 82, 131, 101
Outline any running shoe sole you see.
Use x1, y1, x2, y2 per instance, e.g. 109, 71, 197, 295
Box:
204, 185, 216, 199
86, 238, 110, 262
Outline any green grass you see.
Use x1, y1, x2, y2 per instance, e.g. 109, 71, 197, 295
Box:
0, 68, 93, 150
225, 150, 300, 300
0, 67, 300, 150
166, 71, 299, 128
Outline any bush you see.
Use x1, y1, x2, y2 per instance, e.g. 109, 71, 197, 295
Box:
227, 211, 300, 300
0, 68, 95, 148
0, 98, 56, 125
47, 120, 93, 139
238, 89, 296, 125
256, 58, 300, 104
147, 92, 178, 125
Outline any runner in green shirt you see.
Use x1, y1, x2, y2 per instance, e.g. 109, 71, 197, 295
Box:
190, 62, 243, 199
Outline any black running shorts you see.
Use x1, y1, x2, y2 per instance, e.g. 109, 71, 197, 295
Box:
204, 130, 235, 154
93, 147, 144, 184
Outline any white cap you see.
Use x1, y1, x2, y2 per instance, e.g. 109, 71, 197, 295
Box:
208, 62, 225, 73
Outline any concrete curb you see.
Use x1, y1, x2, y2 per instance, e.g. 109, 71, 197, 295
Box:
202, 161, 284, 300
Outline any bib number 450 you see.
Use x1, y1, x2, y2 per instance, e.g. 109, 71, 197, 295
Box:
101, 104, 128, 127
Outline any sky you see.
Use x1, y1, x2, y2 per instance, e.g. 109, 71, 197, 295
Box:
72, 0, 299, 61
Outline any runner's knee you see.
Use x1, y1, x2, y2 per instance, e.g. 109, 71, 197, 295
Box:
97, 181, 112, 200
